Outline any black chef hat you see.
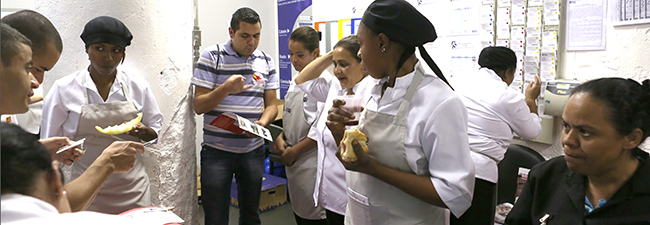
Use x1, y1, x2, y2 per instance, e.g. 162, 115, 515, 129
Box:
80, 16, 132, 49
361, 0, 452, 90
478, 47, 517, 70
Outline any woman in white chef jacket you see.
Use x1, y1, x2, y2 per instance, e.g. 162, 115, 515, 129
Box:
41, 16, 163, 214
326, 0, 475, 224
451, 47, 542, 225
294, 35, 374, 225
275, 26, 328, 224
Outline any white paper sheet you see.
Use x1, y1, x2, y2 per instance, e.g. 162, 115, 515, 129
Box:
449, 2, 480, 36
496, 21, 511, 39
566, 0, 607, 51
542, 31, 558, 47
544, 9, 560, 25
496, 40, 510, 47
511, 4, 526, 25
529, 0, 544, 6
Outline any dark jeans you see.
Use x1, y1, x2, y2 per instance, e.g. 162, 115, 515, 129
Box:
325, 210, 345, 225
294, 213, 327, 225
201, 145, 265, 225
450, 178, 497, 225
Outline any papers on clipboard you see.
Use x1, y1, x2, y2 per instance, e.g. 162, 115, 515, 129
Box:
210, 112, 273, 141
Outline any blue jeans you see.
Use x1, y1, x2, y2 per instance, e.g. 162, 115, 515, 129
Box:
201, 145, 265, 225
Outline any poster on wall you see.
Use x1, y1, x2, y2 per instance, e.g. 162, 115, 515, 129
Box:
278, 0, 313, 99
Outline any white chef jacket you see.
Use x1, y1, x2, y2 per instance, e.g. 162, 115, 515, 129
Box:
1, 86, 43, 134
1, 194, 139, 225
286, 71, 332, 125
298, 75, 375, 215
365, 62, 475, 217
41, 69, 163, 140
455, 68, 541, 183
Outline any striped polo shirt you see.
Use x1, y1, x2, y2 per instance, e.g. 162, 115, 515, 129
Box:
192, 39, 279, 153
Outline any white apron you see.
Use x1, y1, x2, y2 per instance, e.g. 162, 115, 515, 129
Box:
283, 90, 326, 220
71, 74, 150, 214
345, 67, 448, 225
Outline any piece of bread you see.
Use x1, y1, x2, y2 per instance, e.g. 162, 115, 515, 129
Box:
95, 113, 143, 134
340, 128, 369, 162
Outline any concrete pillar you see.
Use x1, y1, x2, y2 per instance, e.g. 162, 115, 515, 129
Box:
35, 0, 198, 224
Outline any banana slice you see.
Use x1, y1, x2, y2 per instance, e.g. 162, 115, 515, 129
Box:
95, 113, 143, 135
340, 128, 369, 162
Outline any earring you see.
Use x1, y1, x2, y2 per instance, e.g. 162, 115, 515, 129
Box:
381, 48, 386, 53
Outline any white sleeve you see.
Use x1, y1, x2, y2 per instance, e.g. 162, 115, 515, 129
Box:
140, 85, 163, 136
505, 93, 542, 140
296, 72, 332, 103
40, 83, 68, 139
423, 97, 475, 218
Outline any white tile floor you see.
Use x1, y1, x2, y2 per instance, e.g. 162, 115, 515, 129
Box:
198, 202, 297, 225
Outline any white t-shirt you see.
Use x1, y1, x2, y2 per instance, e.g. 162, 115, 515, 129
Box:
285, 71, 332, 125
455, 68, 542, 183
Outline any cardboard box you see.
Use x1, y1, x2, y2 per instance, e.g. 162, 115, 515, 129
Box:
230, 174, 287, 212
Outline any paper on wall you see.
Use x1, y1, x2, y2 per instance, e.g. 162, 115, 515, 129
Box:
497, 7, 511, 22
524, 55, 540, 64
526, 36, 541, 46
542, 31, 558, 47
510, 40, 524, 51
526, 26, 541, 37
544, 9, 560, 25
511, 4, 526, 25
544, 0, 560, 10
511, 25, 525, 39
496, 40, 510, 47
483, 0, 496, 5
496, 20, 511, 39
529, 0, 544, 6
541, 71, 556, 81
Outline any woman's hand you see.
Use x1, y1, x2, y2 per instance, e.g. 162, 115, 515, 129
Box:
336, 140, 381, 176
125, 123, 157, 142
280, 146, 298, 167
525, 75, 542, 100
40, 137, 84, 166
326, 99, 354, 144
275, 132, 288, 156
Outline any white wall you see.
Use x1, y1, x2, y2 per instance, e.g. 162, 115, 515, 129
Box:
0, 0, 33, 17
194, 0, 279, 165
5, 0, 199, 223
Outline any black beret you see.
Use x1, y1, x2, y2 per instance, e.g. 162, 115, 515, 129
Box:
80, 16, 132, 49
478, 47, 517, 70
361, 0, 437, 47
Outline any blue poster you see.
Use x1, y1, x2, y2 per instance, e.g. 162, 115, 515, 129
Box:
278, 0, 312, 99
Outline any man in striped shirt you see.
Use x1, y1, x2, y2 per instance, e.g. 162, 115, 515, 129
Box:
192, 7, 278, 225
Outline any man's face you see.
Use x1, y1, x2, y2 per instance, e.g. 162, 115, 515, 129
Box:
31, 42, 61, 84
1, 43, 36, 114
229, 21, 261, 58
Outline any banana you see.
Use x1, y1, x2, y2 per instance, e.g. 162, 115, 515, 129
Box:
95, 113, 143, 135
340, 128, 369, 162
